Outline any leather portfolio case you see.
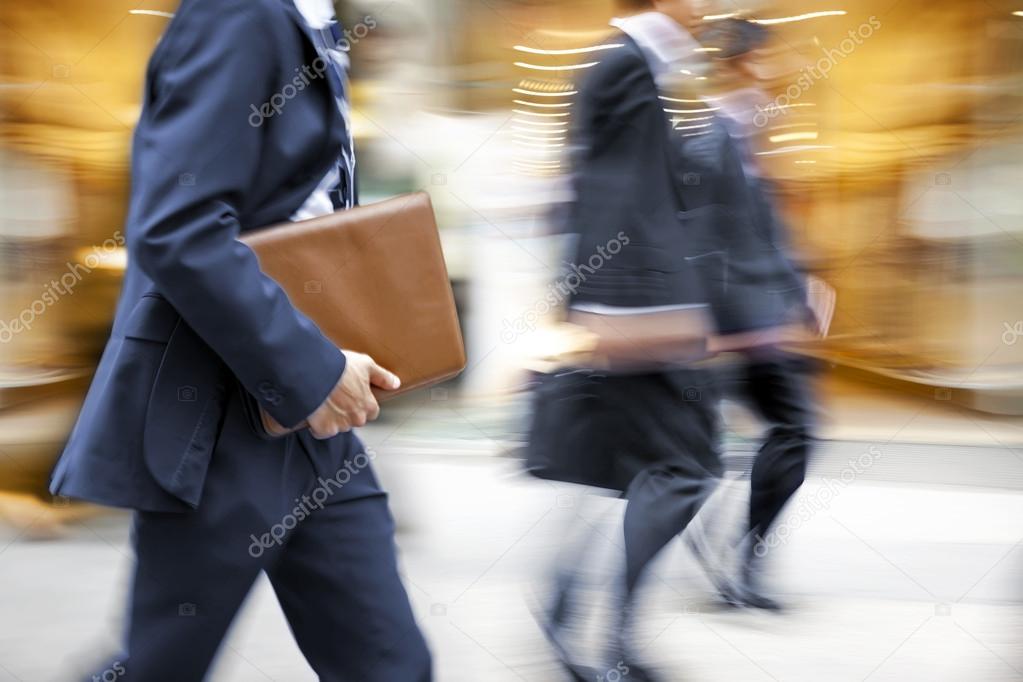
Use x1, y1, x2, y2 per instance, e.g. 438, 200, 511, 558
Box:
240, 191, 466, 435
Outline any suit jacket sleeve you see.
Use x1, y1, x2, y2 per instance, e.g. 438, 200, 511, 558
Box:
127, 1, 345, 428
715, 132, 807, 302
572, 48, 652, 152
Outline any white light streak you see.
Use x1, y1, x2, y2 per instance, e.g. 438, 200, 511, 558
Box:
752, 10, 847, 25
513, 44, 624, 55
514, 61, 599, 71
129, 9, 175, 17
512, 99, 571, 108
512, 88, 577, 97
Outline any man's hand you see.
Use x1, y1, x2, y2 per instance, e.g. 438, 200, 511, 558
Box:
306, 351, 400, 439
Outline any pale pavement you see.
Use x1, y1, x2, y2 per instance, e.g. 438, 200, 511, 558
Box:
1, 436, 1021, 681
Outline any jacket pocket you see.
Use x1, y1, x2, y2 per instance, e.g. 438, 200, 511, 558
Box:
122, 292, 180, 343
128, 294, 229, 508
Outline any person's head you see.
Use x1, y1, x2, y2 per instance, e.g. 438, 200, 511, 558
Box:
614, 0, 701, 28
700, 18, 769, 81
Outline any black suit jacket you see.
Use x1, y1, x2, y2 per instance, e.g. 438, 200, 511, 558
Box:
673, 120, 807, 333
565, 34, 703, 309
564, 32, 806, 332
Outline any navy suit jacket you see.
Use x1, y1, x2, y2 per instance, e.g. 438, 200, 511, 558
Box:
51, 0, 351, 511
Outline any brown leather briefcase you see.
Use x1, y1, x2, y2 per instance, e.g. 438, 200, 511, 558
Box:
240, 191, 466, 435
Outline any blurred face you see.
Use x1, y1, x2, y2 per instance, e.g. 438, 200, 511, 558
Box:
651, 0, 703, 28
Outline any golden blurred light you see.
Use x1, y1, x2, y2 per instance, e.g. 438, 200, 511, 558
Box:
756, 145, 833, 156
73, 247, 127, 271
770, 123, 818, 131
773, 103, 817, 110
769, 131, 820, 143
751, 10, 848, 25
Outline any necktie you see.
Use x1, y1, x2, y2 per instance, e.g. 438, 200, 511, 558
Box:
308, 21, 357, 208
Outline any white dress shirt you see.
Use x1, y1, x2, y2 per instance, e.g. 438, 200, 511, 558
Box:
291, 0, 344, 220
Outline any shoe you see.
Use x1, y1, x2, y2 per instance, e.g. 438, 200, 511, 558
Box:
602, 620, 665, 682
682, 515, 746, 608
736, 586, 784, 611
530, 574, 597, 678
732, 533, 785, 612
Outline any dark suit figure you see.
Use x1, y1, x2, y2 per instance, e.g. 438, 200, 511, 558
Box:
536, 6, 727, 679
49, 1, 430, 679
677, 18, 817, 610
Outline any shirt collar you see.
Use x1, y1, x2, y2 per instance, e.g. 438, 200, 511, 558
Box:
610, 11, 703, 80
292, 0, 335, 29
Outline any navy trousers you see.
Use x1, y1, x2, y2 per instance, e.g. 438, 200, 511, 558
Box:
94, 385, 431, 681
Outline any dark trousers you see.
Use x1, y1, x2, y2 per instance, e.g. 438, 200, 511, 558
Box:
739, 352, 816, 544
549, 403, 721, 659
94, 387, 431, 682
565, 370, 722, 618
602, 370, 723, 598
623, 462, 719, 595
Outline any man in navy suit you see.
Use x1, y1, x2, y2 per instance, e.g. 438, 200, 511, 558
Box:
49, 1, 431, 679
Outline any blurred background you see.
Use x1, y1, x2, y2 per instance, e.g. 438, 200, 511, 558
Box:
1, 1, 1021, 680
